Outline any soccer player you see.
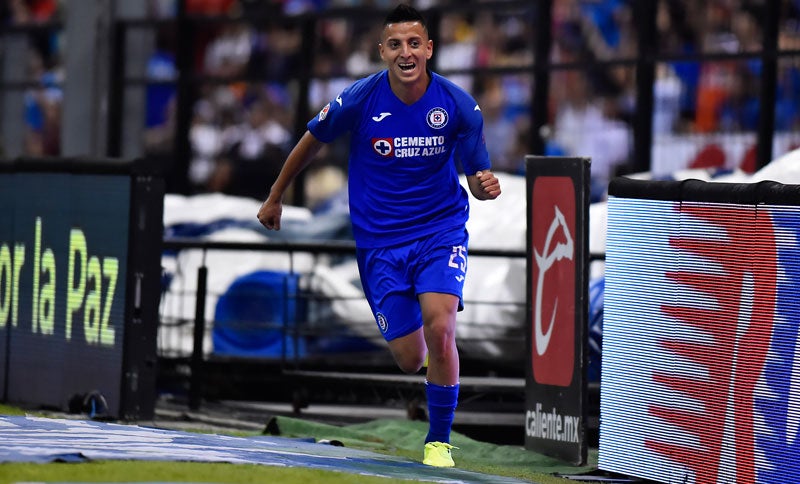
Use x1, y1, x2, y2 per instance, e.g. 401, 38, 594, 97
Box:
257, 3, 501, 467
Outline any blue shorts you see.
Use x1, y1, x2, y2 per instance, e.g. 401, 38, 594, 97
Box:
356, 226, 469, 342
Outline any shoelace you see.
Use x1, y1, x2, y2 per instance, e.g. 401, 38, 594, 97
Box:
429, 442, 458, 451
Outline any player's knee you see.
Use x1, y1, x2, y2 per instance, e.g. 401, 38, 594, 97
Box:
425, 318, 455, 344
396, 352, 426, 374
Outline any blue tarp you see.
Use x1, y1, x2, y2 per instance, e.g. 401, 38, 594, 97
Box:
212, 270, 306, 358
212, 270, 378, 358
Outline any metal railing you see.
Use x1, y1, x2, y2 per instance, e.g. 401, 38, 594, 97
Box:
158, 237, 605, 408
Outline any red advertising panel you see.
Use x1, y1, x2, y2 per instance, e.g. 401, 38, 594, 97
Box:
531, 176, 576, 387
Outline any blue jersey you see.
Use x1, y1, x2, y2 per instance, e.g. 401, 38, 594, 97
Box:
307, 70, 491, 248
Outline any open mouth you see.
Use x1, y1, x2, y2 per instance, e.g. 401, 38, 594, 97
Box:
399, 62, 416, 71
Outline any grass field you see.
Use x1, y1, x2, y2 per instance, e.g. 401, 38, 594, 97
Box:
0, 403, 597, 483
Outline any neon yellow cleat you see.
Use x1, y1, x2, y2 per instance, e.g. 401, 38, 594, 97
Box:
423, 353, 429, 368
423, 441, 456, 467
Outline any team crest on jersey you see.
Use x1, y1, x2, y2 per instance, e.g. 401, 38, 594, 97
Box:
318, 103, 331, 121
376, 312, 389, 333
372, 138, 394, 157
426, 107, 448, 129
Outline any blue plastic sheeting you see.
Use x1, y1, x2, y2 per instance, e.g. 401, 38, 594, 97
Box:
212, 270, 379, 358
212, 270, 306, 357
0, 416, 532, 484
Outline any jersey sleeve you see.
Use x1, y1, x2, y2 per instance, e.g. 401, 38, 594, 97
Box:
307, 73, 377, 143
452, 89, 492, 175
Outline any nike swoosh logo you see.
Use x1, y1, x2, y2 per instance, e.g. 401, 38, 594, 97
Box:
474, 105, 481, 111
336, 95, 342, 106
372, 112, 392, 122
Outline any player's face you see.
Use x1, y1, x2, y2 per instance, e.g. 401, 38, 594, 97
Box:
379, 21, 433, 86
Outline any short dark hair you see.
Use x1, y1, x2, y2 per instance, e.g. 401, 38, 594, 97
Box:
383, 3, 427, 30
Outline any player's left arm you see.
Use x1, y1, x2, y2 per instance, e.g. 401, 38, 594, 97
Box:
467, 170, 501, 200
455, 93, 501, 200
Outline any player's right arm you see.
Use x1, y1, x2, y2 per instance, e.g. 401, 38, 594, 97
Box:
257, 130, 325, 230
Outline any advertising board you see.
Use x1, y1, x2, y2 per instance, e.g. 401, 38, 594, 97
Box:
0, 157, 163, 419
600, 178, 800, 483
525, 156, 590, 465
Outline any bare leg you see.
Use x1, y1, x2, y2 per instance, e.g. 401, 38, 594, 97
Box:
382, 292, 460, 381
419, 292, 460, 385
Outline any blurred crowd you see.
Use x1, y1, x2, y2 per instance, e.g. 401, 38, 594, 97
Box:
5, 0, 800, 203
1, 0, 63, 157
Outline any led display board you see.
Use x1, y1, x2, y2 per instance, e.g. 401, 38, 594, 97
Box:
524, 156, 590, 465
0, 157, 163, 420
599, 178, 800, 483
